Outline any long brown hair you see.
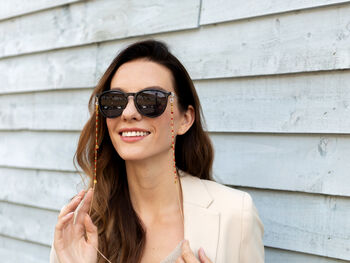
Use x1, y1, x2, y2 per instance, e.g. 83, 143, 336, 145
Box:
74, 39, 214, 263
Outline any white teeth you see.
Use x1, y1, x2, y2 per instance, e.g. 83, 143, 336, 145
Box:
122, 131, 150, 137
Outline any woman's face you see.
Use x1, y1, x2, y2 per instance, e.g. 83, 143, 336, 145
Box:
106, 59, 191, 161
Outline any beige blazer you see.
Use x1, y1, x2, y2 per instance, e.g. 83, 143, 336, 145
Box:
50, 170, 264, 263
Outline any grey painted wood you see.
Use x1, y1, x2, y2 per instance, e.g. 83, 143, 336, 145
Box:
0, 131, 79, 171
2, 4, 350, 94
0, 0, 84, 21
0, 0, 200, 58
1, 131, 349, 198
95, 4, 350, 80
0, 89, 92, 131
0, 167, 83, 210
2, 70, 350, 133
0, 201, 57, 246
212, 133, 350, 197
242, 188, 350, 260
0, 45, 97, 94
265, 246, 349, 263
200, 0, 350, 25
196, 72, 350, 133
0, 235, 50, 263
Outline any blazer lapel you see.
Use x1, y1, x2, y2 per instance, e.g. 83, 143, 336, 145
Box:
179, 171, 220, 262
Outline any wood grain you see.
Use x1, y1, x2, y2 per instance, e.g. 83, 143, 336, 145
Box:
243, 188, 350, 260
0, 167, 83, 210
265, 246, 348, 263
2, 4, 350, 94
212, 133, 350, 197
200, 0, 350, 25
0, 0, 84, 21
0, 235, 49, 263
0, 0, 200, 58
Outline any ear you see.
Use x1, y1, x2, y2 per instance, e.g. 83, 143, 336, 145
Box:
178, 105, 195, 135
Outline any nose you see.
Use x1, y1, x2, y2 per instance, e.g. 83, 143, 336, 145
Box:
121, 96, 142, 121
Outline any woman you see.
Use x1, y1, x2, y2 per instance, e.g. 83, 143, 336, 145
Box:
50, 40, 264, 263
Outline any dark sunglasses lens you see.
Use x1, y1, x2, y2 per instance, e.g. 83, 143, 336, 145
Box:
136, 90, 168, 117
99, 92, 126, 118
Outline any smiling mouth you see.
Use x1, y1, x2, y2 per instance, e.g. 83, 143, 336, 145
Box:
120, 131, 151, 137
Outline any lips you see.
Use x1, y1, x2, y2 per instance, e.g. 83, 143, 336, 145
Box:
118, 128, 151, 141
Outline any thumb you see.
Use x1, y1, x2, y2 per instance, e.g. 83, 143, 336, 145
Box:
84, 214, 98, 246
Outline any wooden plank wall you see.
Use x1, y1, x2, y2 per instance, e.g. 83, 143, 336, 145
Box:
0, 0, 349, 262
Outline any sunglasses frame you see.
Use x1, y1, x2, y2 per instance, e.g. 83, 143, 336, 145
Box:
96, 88, 175, 118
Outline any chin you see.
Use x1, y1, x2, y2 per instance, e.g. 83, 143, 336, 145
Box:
117, 150, 151, 162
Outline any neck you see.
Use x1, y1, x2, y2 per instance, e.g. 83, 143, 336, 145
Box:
125, 149, 183, 224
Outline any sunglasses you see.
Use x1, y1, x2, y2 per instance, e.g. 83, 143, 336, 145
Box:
97, 88, 175, 118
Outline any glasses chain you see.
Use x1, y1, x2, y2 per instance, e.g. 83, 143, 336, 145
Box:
88, 99, 112, 263
87, 95, 183, 263
170, 95, 185, 224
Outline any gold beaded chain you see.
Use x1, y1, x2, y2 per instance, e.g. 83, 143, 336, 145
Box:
170, 93, 185, 224
87, 98, 112, 263
89, 98, 99, 215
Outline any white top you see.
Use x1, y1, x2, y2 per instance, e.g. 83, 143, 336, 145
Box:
160, 240, 183, 263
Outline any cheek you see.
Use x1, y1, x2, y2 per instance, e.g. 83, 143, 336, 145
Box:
106, 118, 116, 131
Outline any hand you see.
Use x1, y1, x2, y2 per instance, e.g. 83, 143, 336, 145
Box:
176, 240, 213, 263
53, 188, 98, 263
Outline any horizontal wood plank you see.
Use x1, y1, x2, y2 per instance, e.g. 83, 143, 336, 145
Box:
0, 0, 84, 21
200, 0, 350, 25
95, 4, 350, 80
0, 89, 92, 131
266, 245, 349, 263
0, 132, 349, 198
196, 72, 350, 133
1, 71, 350, 133
0, 235, 50, 263
0, 131, 79, 171
242, 188, 350, 260
0, 45, 97, 94
0, 202, 57, 246
0, 167, 83, 210
213, 133, 350, 197
0, 0, 199, 58
1, 4, 350, 94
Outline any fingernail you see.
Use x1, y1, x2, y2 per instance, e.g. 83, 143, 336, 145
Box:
67, 211, 74, 217
199, 247, 206, 258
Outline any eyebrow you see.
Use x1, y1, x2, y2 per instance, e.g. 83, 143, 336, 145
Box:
110, 86, 169, 92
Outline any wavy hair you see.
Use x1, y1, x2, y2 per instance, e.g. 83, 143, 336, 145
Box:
74, 39, 214, 263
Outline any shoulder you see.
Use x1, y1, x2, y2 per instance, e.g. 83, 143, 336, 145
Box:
202, 178, 255, 216
179, 170, 256, 217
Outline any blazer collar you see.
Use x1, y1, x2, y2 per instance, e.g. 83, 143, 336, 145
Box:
179, 170, 220, 262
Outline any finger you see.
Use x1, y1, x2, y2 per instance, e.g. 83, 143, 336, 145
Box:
78, 188, 93, 214
176, 257, 185, 263
54, 211, 74, 240
74, 188, 93, 225
58, 190, 85, 219
84, 213, 98, 246
198, 247, 212, 263
181, 240, 199, 262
